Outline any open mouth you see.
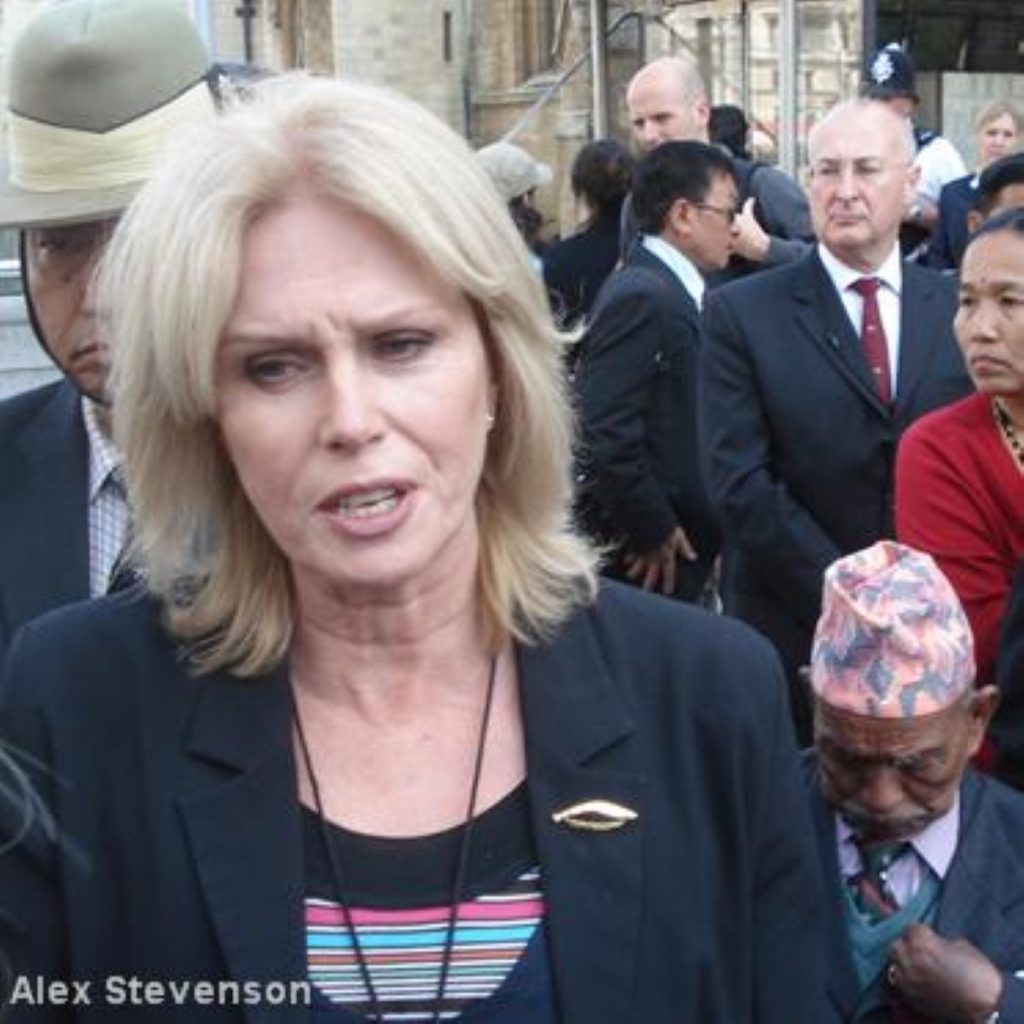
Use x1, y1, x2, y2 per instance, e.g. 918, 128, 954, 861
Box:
334, 487, 402, 519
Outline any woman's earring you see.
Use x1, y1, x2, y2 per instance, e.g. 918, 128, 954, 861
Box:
485, 410, 496, 430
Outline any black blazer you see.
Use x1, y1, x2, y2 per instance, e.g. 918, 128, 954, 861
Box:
699, 250, 972, 671
0, 583, 824, 1022
924, 174, 975, 271
575, 246, 720, 599
996, 561, 1024, 788
804, 760, 1024, 1022
0, 380, 89, 664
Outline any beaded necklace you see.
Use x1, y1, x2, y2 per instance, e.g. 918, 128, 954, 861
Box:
992, 398, 1024, 473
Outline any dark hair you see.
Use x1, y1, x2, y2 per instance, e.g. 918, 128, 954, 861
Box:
974, 153, 1024, 219
966, 205, 1024, 251
570, 139, 634, 222
631, 140, 736, 235
709, 104, 750, 160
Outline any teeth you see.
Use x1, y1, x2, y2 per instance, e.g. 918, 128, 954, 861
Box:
337, 488, 399, 517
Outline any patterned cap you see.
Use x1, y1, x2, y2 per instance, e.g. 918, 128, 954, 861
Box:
810, 541, 975, 718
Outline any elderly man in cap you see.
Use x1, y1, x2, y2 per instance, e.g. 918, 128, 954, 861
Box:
0, 0, 215, 661
807, 541, 1024, 1023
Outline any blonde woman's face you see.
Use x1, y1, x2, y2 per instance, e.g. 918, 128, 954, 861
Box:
978, 113, 1018, 169
214, 191, 495, 606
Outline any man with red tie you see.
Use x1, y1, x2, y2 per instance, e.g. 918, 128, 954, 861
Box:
805, 541, 1023, 1023
700, 99, 972, 741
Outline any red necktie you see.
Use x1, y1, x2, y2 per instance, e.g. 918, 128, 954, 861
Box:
851, 277, 892, 405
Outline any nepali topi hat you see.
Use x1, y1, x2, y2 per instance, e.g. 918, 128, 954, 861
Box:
0, 0, 215, 229
810, 541, 975, 719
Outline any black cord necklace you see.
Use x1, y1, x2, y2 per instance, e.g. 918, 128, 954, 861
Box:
992, 398, 1024, 472
292, 654, 499, 1024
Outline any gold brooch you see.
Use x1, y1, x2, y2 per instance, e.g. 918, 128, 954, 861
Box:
551, 800, 638, 832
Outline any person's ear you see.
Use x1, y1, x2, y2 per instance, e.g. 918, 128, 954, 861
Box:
965, 686, 1001, 756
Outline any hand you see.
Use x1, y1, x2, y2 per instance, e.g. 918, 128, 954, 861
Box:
888, 923, 1002, 1022
624, 527, 697, 596
730, 197, 770, 262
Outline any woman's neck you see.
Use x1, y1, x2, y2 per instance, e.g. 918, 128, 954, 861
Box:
290, 574, 494, 721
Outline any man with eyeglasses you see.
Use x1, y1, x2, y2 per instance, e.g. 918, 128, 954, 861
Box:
699, 99, 972, 742
574, 141, 735, 602
0, 0, 216, 662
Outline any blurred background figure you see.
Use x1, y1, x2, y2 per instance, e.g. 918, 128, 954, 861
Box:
897, 207, 1024, 771
709, 103, 752, 161
543, 138, 633, 333
476, 140, 552, 269
864, 42, 967, 260
926, 100, 1022, 270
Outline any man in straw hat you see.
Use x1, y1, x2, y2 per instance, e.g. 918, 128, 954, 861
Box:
805, 541, 1024, 1023
0, 0, 216, 660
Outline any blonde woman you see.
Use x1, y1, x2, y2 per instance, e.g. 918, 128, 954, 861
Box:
927, 99, 1022, 269
0, 76, 821, 1022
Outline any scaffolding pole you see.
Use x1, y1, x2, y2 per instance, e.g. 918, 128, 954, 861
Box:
778, 0, 798, 176
590, 0, 609, 138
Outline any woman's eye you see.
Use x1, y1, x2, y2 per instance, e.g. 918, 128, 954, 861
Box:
374, 334, 432, 361
244, 355, 306, 384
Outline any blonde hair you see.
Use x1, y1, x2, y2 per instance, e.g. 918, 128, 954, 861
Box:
975, 99, 1022, 134
100, 74, 598, 676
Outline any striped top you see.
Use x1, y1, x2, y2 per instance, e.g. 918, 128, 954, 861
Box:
302, 783, 553, 1021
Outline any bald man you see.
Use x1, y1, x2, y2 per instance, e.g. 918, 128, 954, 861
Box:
623, 56, 812, 278
699, 100, 972, 740
805, 541, 1024, 1023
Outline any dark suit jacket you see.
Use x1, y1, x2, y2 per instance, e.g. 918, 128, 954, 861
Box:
0, 582, 824, 1022
575, 246, 720, 600
924, 174, 975, 271
542, 214, 621, 332
805, 760, 1024, 1022
996, 561, 1024, 789
0, 380, 89, 663
699, 250, 972, 674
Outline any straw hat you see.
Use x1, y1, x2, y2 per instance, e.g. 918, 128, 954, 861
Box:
0, 0, 215, 229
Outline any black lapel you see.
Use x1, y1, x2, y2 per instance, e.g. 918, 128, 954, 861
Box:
178, 665, 309, 1024
519, 606, 646, 1024
0, 381, 90, 631
792, 253, 890, 417
935, 774, 1024, 966
804, 758, 861, 1019
630, 245, 702, 327
892, 263, 944, 417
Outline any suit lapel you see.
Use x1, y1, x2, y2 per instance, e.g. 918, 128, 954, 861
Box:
893, 263, 944, 419
631, 244, 702, 327
519, 609, 646, 1024
935, 774, 1024, 967
179, 666, 309, 1024
792, 253, 890, 417
0, 381, 90, 632
806, 775, 861, 1019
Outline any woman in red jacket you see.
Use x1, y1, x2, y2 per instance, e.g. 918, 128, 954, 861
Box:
897, 208, 1024, 695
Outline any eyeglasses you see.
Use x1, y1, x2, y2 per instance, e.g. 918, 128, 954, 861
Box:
25, 218, 118, 284
695, 202, 740, 224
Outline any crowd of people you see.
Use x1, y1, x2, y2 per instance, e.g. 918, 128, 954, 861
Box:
0, 0, 1023, 1022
